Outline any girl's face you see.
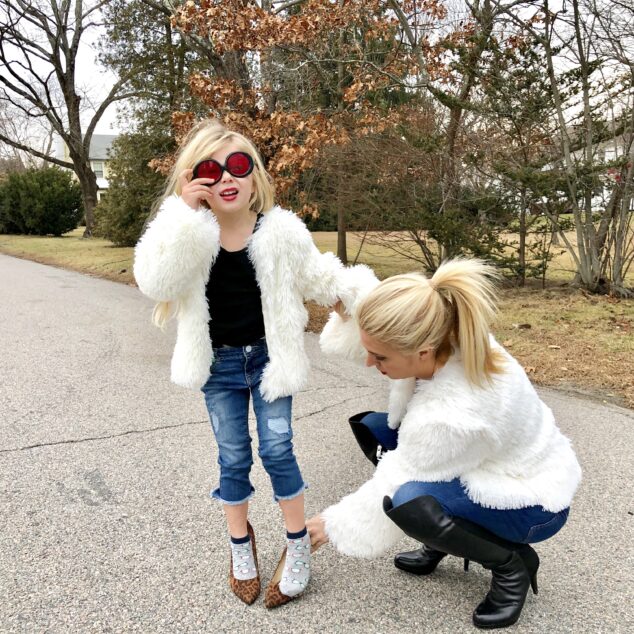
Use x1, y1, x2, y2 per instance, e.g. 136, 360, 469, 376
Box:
203, 143, 256, 216
360, 330, 436, 380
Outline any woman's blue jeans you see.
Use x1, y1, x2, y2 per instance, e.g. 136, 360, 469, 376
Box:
361, 412, 569, 544
201, 338, 305, 505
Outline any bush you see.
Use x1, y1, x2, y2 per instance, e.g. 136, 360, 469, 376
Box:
94, 130, 174, 246
0, 167, 83, 236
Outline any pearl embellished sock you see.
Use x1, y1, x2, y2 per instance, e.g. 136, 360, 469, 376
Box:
230, 534, 257, 581
279, 527, 311, 597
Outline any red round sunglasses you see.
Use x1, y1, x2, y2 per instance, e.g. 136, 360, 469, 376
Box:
192, 151, 254, 185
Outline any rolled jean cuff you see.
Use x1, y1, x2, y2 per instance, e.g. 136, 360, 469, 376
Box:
273, 482, 308, 503
210, 485, 255, 506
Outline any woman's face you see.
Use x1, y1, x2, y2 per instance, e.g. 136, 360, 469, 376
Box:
204, 143, 255, 216
360, 330, 436, 380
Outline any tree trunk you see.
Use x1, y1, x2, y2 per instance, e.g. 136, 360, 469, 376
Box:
337, 205, 348, 264
75, 163, 99, 237
518, 189, 527, 286
335, 0, 347, 264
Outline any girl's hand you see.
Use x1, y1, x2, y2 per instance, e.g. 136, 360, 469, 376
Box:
306, 514, 329, 552
178, 169, 216, 210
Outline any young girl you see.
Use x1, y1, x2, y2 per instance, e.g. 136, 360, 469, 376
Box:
310, 259, 582, 629
133, 119, 375, 607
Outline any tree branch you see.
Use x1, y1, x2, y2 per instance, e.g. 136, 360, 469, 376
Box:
0, 133, 74, 169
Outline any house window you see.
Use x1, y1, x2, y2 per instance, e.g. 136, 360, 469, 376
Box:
604, 148, 617, 162
92, 161, 104, 178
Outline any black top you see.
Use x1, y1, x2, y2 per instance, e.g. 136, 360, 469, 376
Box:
206, 216, 265, 347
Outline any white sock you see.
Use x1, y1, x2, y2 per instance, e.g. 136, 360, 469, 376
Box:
279, 530, 311, 597
230, 537, 257, 581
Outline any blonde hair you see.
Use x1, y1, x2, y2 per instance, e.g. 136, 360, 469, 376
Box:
161, 118, 274, 213
356, 259, 505, 386
151, 119, 275, 328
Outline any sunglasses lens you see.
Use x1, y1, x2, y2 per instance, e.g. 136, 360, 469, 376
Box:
195, 160, 222, 183
226, 152, 253, 177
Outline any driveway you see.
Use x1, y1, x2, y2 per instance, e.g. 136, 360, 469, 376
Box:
1, 253, 633, 633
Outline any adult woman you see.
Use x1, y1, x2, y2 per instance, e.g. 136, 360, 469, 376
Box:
309, 259, 581, 629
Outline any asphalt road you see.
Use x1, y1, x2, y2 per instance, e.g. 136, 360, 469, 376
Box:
1, 253, 633, 633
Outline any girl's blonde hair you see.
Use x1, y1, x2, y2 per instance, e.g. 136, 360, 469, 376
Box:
161, 118, 274, 213
356, 259, 505, 386
151, 119, 275, 328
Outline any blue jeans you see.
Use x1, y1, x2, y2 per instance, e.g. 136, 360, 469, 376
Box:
360, 412, 569, 544
201, 338, 305, 505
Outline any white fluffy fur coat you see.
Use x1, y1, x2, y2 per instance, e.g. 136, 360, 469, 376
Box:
320, 320, 582, 559
134, 195, 377, 401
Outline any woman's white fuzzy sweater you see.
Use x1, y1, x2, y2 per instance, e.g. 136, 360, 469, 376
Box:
319, 319, 582, 558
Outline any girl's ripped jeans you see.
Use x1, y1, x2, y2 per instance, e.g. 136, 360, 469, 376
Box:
201, 338, 305, 505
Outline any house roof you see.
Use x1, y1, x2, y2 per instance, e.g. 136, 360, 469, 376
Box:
89, 134, 117, 160
54, 133, 118, 161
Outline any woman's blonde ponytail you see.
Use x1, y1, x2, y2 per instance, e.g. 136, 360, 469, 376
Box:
430, 259, 504, 385
356, 258, 505, 387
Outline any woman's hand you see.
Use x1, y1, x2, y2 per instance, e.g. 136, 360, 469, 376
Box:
306, 514, 329, 552
178, 169, 215, 210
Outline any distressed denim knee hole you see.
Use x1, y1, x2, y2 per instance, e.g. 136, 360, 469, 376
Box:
210, 411, 220, 433
267, 416, 289, 435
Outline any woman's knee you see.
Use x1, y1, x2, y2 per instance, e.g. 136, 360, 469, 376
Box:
392, 481, 453, 509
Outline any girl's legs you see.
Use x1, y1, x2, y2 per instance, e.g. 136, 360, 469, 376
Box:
224, 501, 249, 539
250, 344, 309, 600
252, 389, 311, 599
202, 346, 260, 600
279, 493, 306, 533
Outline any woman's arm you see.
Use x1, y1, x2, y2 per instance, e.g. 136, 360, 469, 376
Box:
133, 195, 220, 302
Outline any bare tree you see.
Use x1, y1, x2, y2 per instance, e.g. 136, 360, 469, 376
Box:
502, 0, 634, 295
0, 0, 141, 236
587, 0, 634, 294
0, 101, 55, 169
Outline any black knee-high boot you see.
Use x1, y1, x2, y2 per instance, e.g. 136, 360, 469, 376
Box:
384, 495, 539, 630
348, 411, 382, 466
394, 545, 451, 575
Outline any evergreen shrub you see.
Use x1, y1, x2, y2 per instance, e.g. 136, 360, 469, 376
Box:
0, 167, 83, 236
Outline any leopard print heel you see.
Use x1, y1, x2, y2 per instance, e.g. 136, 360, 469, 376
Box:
264, 549, 295, 609
229, 522, 261, 605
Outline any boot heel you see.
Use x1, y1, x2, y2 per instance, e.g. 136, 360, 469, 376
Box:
464, 558, 469, 572
530, 574, 538, 595
518, 545, 539, 595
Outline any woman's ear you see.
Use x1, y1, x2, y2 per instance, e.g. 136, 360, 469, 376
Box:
418, 347, 433, 359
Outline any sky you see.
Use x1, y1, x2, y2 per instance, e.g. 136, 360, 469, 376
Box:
75, 25, 122, 135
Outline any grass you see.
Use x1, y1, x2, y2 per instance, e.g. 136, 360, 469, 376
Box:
0, 229, 136, 285
1, 227, 633, 408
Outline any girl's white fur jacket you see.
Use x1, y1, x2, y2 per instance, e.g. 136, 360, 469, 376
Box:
133, 196, 376, 402
319, 323, 582, 559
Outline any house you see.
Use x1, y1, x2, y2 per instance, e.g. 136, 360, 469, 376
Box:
56, 134, 117, 202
